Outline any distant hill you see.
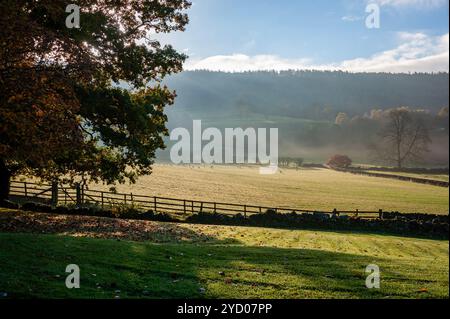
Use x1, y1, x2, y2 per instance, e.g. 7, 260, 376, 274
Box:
156, 71, 449, 166
164, 71, 449, 120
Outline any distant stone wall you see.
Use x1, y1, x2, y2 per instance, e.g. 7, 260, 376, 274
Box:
329, 166, 449, 188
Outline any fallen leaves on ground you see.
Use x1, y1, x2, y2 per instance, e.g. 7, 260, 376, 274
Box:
0, 210, 217, 243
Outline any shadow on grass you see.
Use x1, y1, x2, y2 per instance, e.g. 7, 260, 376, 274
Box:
0, 210, 240, 244
132, 237, 431, 299
1, 231, 444, 299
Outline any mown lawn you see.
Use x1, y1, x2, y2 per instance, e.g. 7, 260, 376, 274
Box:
0, 210, 448, 299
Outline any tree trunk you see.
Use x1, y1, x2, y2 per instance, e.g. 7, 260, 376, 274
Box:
0, 159, 11, 202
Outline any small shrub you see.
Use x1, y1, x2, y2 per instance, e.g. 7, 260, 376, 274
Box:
108, 201, 144, 218
265, 209, 278, 216
327, 154, 352, 168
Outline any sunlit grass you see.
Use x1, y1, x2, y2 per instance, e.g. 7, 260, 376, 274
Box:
0, 220, 448, 299
90, 165, 449, 215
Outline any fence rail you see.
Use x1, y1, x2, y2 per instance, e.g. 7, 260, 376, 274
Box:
9, 180, 383, 219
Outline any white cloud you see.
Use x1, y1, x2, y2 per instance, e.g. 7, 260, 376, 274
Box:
185, 32, 449, 73
367, 0, 447, 8
185, 54, 312, 72
336, 32, 449, 72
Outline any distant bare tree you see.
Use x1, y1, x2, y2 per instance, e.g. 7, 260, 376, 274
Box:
377, 108, 431, 168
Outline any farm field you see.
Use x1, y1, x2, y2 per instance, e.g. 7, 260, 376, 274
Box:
0, 208, 448, 299
89, 165, 449, 215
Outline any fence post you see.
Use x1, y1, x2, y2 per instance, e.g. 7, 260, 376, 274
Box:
244, 205, 247, 218
24, 182, 28, 197
379, 209, 383, 219
191, 201, 194, 213
124, 194, 127, 205
183, 200, 186, 214
51, 181, 58, 207
101, 192, 104, 209
154, 197, 157, 213
76, 183, 82, 208
214, 202, 217, 213
200, 202, 203, 213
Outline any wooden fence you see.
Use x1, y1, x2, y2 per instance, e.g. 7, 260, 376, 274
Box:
9, 180, 382, 219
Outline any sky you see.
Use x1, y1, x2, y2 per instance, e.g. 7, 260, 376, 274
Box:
157, 0, 449, 73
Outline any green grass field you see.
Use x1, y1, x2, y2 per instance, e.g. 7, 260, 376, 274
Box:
0, 209, 448, 299
90, 165, 449, 215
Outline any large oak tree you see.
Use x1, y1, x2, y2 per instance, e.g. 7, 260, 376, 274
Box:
0, 0, 191, 201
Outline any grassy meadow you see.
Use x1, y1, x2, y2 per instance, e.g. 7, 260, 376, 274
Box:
5, 165, 447, 299
91, 165, 449, 215
0, 208, 448, 299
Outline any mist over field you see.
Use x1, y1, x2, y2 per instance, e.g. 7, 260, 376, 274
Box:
158, 71, 450, 165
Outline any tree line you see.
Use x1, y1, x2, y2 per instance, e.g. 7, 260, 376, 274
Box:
164, 70, 449, 119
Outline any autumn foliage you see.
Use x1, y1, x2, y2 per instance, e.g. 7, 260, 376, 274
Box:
327, 155, 352, 168
0, 0, 191, 200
